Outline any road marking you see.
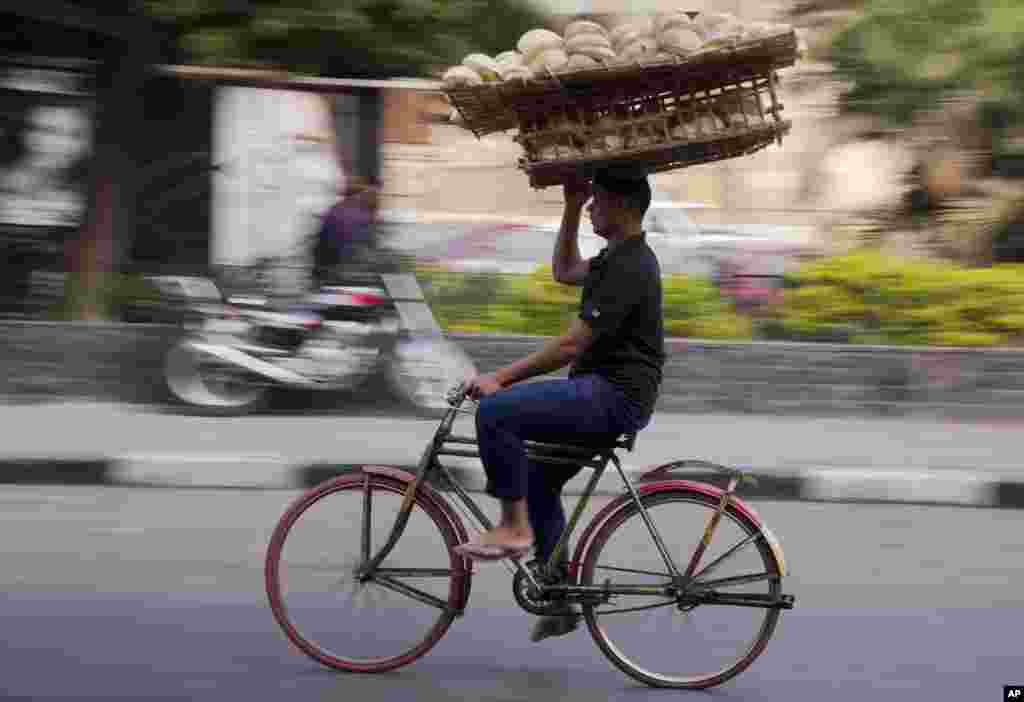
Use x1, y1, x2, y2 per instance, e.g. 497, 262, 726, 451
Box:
115, 453, 288, 463
111, 454, 296, 489
802, 468, 999, 506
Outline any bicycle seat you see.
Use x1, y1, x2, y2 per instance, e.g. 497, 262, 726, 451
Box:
609, 432, 637, 452
524, 432, 637, 461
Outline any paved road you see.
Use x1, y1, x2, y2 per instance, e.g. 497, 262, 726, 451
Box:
1, 485, 1021, 700
4, 400, 1024, 476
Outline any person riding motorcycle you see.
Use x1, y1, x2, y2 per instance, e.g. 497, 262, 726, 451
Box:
312, 177, 382, 288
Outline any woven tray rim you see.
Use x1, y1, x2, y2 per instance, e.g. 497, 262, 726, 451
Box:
444, 30, 798, 136
518, 120, 792, 187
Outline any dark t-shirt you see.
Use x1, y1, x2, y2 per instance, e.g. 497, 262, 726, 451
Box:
569, 233, 665, 416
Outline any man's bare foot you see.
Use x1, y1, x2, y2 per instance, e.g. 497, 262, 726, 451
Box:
454, 526, 534, 562
475, 525, 533, 551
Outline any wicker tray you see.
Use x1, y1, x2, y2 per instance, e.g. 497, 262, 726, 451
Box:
444, 30, 799, 138
515, 62, 792, 187
521, 121, 791, 188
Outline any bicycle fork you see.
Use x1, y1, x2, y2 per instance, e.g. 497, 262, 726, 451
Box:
356, 440, 436, 581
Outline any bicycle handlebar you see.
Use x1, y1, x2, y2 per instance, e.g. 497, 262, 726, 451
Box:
444, 382, 471, 408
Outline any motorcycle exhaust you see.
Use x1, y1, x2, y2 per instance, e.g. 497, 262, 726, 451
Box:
184, 340, 320, 387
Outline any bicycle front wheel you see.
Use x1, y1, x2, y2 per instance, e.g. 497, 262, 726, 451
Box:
580, 489, 783, 689
265, 472, 469, 673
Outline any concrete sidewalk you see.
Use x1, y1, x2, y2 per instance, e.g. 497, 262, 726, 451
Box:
2, 401, 1022, 508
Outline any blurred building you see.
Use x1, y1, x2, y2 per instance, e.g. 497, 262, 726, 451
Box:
0, 4, 433, 315
167, 67, 431, 297
376, 0, 886, 267
1, 1, 894, 316
1, 4, 159, 317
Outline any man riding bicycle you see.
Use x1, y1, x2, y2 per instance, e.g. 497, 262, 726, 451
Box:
457, 167, 666, 642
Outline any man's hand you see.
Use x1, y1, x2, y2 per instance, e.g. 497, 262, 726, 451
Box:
464, 372, 504, 399
563, 176, 592, 210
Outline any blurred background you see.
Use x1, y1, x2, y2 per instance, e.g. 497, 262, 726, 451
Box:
4, 0, 1024, 414
2, 0, 1024, 470
1, 3, 1023, 700
3, 0, 1024, 345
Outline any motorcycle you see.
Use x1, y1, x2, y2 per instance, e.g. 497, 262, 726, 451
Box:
163, 272, 477, 417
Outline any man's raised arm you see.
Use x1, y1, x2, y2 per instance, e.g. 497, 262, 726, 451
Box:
552, 178, 591, 285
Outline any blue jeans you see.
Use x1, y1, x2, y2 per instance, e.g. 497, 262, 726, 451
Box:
474, 374, 651, 565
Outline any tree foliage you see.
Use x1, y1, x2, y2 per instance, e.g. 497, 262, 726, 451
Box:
827, 0, 1024, 129
144, 0, 549, 78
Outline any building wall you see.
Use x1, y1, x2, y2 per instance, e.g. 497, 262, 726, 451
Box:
381, 88, 433, 145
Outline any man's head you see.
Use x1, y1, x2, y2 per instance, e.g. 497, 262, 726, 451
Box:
587, 168, 652, 240
341, 176, 381, 211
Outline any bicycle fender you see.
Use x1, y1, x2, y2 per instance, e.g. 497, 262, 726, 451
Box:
570, 480, 787, 578
360, 465, 471, 545
359, 465, 475, 607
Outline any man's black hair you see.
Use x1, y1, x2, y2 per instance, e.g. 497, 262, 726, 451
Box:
592, 167, 652, 215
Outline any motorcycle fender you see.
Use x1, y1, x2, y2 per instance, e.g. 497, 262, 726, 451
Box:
570, 479, 787, 578
359, 465, 475, 607
183, 340, 317, 387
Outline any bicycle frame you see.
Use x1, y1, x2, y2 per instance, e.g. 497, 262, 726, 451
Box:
357, 388, 789, 612
357, 395, 559, 593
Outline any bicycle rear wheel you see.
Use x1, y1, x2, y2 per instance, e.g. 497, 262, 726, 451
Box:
580, 489, 783, 689
265, 473, 469, 673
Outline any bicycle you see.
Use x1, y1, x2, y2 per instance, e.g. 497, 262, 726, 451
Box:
265, 383, 795, 689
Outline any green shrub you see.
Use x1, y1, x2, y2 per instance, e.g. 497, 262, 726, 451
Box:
662, 273, 753, 340
420, 251, 1024, 347
776, 249, 1024, 346
416, 263, 752, 340
521, 265, 586, 335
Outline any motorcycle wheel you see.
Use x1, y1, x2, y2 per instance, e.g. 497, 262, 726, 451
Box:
384, 337, 477, 419
164, 340, 271, 416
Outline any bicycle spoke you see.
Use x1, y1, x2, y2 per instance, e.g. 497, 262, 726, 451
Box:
361, 476, 372, 561
267, 475, 466, 672
591, 600, 678, 616
372, 573, 455, 613
593, 564, 672, 578
285, 562, 352, 575
330, 571, 356, 591
692, 531, 760, 581
376, 567, 454, 579
338, 574, 379, 614
581, 491, 784, 688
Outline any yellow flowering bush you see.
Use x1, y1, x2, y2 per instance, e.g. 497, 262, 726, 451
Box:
416, 264, 752, 339
776, 250, 1024, 346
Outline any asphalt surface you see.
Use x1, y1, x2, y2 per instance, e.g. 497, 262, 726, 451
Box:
3, 400, 1024, 510
1, 485, 1021, 700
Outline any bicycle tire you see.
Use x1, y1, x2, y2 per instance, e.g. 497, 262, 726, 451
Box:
579, 488, 783, 689
265, 472, 469, 673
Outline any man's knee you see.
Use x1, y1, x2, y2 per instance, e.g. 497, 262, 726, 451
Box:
475, 394, 501, 433
476, 390, 523, 432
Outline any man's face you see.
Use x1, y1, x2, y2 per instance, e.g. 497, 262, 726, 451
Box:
587, 186, 616, 239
